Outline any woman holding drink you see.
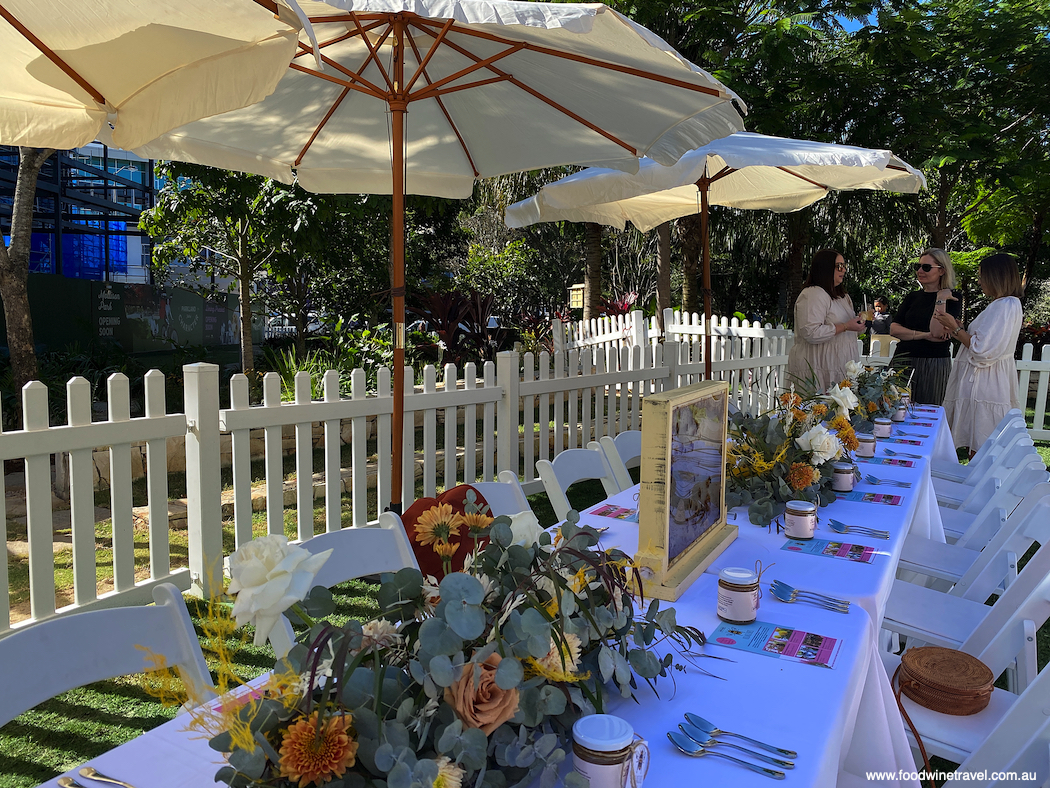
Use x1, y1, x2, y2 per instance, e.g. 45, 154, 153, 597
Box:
890, 248, 961, 404
786, 249, 864, 392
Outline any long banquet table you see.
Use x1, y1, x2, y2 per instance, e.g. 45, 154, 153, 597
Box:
37, 407, 957, 788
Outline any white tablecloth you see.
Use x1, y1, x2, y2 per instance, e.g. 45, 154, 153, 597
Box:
37, 411, 953, 788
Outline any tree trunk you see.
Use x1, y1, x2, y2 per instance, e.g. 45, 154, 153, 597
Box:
784, 212, 810, 323
679, 214, 702, 316
238, 252, 255, 373
1022, 209, 1046, 293
0, 147, 54, 396
582, 222, 602, 321
656, 222, 671, 329
294, 310, 307, 357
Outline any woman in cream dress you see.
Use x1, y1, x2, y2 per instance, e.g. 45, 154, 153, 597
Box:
787, 249, 865, 392
934, 253, 1024, 455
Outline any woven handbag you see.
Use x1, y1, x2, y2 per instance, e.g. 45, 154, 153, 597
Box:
892, 647, 994, 788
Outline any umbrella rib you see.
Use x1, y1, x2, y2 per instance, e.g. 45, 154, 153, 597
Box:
404, 32, 480, 177
423, 75, 514, 97
776, 166, 828, 190
413, 26, 637, 155
708, 166, 735, 183
408, 42, 524, 102
289, 62, 385, 100
292, 20, 387, 56
295, 86, 352, 167
294, 39, 388, 98
351, 15, 394, 92
403, 17, 455, 94
413, 16, 726, 98
0, 3, 107, 106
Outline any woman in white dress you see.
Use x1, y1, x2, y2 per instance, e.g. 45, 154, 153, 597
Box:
934, 253, 1024, 456
786, 249, 865, 392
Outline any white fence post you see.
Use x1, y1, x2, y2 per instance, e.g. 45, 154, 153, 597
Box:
184, 363, 222, 598
552, 317, 566, 356
66, 377, 95, 606
496, 351, 520, 478
629, 309, 647, 348
23, 381, 54, 621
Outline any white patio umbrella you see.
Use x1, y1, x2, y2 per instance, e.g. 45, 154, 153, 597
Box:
505, 131, 926, 375
0, 0, 312, 149
133, 0, 746, 511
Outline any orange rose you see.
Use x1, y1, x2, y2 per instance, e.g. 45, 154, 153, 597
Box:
445, 653, 519, 735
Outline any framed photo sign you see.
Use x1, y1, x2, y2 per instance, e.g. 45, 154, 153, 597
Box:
636, 380, 735, 600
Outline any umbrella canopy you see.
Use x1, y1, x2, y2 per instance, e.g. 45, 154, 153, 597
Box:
0, 0, 309, 150
505, 131, 926, 376
132, 0, 746, 511
505, 131, 926, 232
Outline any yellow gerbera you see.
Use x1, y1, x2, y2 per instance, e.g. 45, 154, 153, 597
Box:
462, 511, 494, 536
414, 503, 464, 546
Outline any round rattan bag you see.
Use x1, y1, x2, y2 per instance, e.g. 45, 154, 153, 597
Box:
896, 646, 993, 716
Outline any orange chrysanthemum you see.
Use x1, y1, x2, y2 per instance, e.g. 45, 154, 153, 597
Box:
279, 711, 358, 787
414, 503, 464, 546
839, 379, 853, 389
780, 392, 802, 408
786, 462, 817, 491
836, 424, 859, 452
867, 401, 879, 413
433, 540, 458, 558
811, 404, 828, 417
791, 408, 807, 422
462, 511, 493, 536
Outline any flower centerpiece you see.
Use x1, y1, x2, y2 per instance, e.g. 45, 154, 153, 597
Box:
726, 390, 858, 525
201, 512, 708, 788
837, 360, 910, 431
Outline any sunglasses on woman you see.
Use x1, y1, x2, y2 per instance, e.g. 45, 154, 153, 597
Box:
915, 263, 943, 273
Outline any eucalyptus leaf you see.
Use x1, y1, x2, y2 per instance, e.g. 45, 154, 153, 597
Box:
209, 731, 233, 753
429, 654, 456, 687
374, 742, 397, 773
228, 745, 266, 779
386, 761, 412, 788
440, 573, 485, 605
419, 617, 464, 656
491, 521, 514, 548
494, 655, 524, 689
446, 600, 486, 639
437, 719, 464, 753
628, 648, 662, 679
598, 646, 616, 683
459, 727, 489, 770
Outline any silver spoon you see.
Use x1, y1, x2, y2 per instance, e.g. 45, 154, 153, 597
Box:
679, 723, 795, 769
684, 713, 798, 759
79, 768, 136, 788
667, 732, 786, 779
57, 779, 89, 788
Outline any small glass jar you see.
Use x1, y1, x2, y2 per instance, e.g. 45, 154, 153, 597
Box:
901, 394, 911, 408
573, 715, 649, 788
832, 461, 856, 492
717, 566, 760, 623
856, 433, 876, 457
891, 404, 907, 422
873, 417, 892, 438
783, 500, 817, 540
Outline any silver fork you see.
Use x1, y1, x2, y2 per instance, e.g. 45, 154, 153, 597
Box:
881, 448, 923, 459
862, 474, 912, 488
827, 518, 890, 540
770, 581, 850, 611
894, 429, 929, 437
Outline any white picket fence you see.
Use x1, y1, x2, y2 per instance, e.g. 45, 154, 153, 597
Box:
4, 340, 1050, 636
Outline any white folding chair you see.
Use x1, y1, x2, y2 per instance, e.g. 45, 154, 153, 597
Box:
930, 409, 1024, 483
272, 513, 419, 652
0, 584, 215, 728
469, 470, 533, 517
899, 484, 1050, 588
883, 607, 1050, 780
591, 430, 642, 492
935, 434, 1038, 508
536, 447, 621, 521
883, 498, 1050, 692
940, 460, 1049, 543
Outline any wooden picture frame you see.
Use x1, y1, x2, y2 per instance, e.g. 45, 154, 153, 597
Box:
636, 380, 735, 600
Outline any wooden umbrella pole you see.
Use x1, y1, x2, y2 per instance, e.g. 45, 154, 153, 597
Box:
389, 20, 407, 513
699, 175, 713, 379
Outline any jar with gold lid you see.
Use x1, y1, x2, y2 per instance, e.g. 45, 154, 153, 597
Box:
783, 500, 817, 539
717, 567, 760, 624
873, 417, 892, 438
856, 433, 876, 458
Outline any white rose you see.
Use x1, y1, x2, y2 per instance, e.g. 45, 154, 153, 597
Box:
795, 424, 844, 464
227, 535, 332, 647
822, 384, 859, 418
508, 510, 544, 546
844, 360, 862, 381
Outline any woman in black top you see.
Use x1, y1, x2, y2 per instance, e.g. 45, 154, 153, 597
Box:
890, 248, 962, 405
